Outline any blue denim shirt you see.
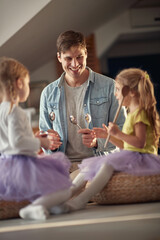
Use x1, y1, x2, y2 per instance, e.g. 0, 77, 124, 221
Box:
39, 68, 125, 156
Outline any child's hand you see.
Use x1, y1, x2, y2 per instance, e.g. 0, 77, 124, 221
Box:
93, 124, 108, 138
108, 122, 120, 137
39, 136, 52, 150
34, 130, 42, 137
37, 129, 62, 150
47, 130, 62, 150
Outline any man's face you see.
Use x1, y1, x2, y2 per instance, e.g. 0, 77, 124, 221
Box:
57, 46, 87, 80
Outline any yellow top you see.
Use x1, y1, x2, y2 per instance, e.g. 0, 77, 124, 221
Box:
122, 108, 157, 155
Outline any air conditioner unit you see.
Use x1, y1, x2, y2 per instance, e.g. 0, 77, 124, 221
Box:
130, 7, 160, 28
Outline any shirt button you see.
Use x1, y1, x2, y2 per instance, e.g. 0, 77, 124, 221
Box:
84, 104, 87, 107
97, 101, 99, 104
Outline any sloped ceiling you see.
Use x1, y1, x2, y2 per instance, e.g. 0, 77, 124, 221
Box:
0, 0, 138, 71
0, 0, 159, 72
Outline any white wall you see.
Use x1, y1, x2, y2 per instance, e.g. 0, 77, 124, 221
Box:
95, 10, 160, 58
94, 9, 160, 74
29, 9, 160, 82
0, 0, 51, 47
30, 59, 57, 83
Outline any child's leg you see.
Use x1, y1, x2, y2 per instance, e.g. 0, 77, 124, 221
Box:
50, 172, 87, 215
71, 172, 87, 196
67, 164, 113, 210
51, 164, 113, 214
19, 188, 72, 220
32, 188, 72, 208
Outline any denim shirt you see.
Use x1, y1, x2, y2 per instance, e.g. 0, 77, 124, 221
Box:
39, 67, 125, 156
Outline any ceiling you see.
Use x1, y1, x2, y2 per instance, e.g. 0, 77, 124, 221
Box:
0, 0, 159, 72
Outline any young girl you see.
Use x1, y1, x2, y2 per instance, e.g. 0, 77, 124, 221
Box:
0, 57, 73, 220
51, 68, 160, 213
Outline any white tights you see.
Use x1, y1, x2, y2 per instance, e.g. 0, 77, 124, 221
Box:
20, 164, 113, 219
51, 163, 114, 214
19, 188, 72, 220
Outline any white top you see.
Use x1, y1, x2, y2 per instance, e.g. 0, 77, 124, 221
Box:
0, 102, 40, 156
64, 80, 94, 162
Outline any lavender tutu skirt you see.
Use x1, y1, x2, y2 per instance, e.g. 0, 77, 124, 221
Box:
78, 150, 160, 181
0, 152, 72, 202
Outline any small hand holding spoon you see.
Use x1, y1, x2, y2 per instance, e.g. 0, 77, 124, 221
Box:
85, 113, 91, 129
69, 115, 82, 129
104, 85, 130, 148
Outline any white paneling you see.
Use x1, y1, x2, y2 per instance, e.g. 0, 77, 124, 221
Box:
0, 0, 51, 46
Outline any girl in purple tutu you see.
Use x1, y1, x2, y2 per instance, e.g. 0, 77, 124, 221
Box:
52, 68, 160, 213
0, 57, 73, 220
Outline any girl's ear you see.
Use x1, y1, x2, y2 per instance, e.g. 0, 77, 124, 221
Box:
129, 89, 136, 97
16, 78, 23, 89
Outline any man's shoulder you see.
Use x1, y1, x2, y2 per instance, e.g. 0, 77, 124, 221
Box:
42, 78, 60, 95
92, 71, 115, 88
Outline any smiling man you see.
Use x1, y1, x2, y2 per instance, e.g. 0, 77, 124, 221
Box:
39, 30, 125, 171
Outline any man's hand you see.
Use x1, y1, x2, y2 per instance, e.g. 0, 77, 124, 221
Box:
78, 128, 97, 148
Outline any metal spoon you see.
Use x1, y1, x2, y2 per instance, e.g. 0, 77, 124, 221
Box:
104, 85, 130, 148
69, 115, 82, 129
49, 112, 55, 122
85, 113, 91, 128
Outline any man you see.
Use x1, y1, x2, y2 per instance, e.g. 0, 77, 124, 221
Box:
39, 30, 125, 171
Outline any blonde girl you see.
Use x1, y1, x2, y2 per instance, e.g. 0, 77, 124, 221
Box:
0, 57, 72, 220
52, 68, 160, 213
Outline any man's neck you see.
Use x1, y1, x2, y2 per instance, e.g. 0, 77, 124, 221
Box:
65, 69, 89, 87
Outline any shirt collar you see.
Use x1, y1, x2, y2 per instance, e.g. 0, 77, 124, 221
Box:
58, 67, 94, 88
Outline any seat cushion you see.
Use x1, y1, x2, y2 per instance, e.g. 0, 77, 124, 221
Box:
91, 172, 160, 204
0, 200, 29, 220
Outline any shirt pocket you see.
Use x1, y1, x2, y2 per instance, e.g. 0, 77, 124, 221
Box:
90, 97, 109, 120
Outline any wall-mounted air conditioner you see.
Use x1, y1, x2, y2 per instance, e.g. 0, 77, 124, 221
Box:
130, 7, 160, 28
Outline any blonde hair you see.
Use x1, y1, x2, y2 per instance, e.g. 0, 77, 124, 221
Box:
0, 57, 29, 112
116, 68, 160, 147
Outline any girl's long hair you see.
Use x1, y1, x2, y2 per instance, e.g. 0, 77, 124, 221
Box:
116, 68, 160, 148
0, 57, 29, 112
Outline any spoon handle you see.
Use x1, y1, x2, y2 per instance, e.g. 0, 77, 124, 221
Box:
77, 123, 82, 129
104, 85, 130, 149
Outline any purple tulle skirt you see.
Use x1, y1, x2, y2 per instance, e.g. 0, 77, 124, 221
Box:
0, 152, 72, 202
78, 150, 160, 181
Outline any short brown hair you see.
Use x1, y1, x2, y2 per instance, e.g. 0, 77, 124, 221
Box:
56, 30, 86, 54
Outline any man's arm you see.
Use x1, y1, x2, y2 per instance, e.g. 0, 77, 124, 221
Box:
39, 88, 56, 154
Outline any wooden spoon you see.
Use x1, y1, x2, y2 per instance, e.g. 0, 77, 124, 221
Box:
104, 85, 130, 148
